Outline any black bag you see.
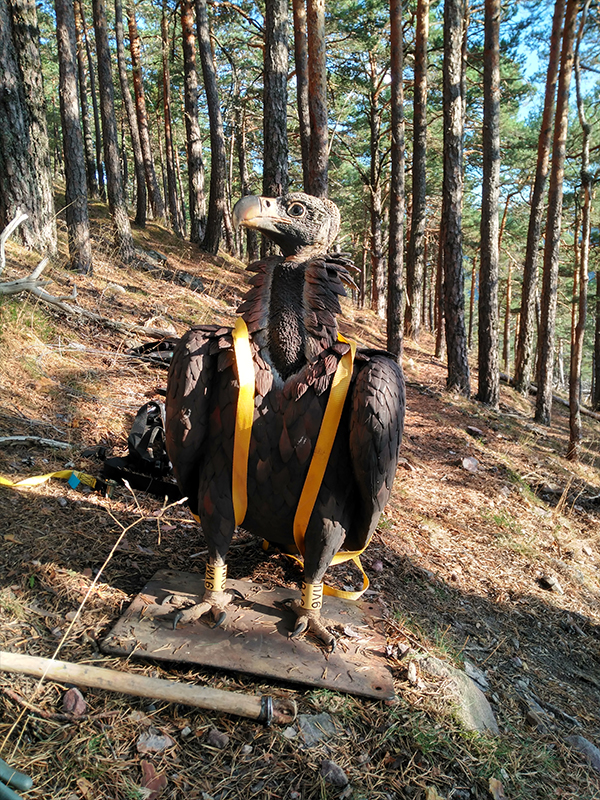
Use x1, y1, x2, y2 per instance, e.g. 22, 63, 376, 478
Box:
102, 401, 182, 501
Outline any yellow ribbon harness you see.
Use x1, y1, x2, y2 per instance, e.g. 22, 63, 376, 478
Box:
231, 317, 369, 601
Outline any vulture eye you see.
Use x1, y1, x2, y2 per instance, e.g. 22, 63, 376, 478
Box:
287, 202, 306, 218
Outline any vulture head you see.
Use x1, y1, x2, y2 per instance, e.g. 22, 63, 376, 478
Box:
232, 192, 341, 258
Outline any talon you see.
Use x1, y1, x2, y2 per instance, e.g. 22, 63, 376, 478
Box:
173, 610, 184, 629
291, 617, 309, 639
162, 594, 174, 605
211, 610, 227, 629
231, 589, 245, 601
329, 637, 337, 653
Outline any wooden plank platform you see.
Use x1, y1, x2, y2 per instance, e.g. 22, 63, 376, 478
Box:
101, 569, 395, 700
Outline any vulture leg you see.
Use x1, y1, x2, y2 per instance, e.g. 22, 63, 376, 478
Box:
290, 509, 347, 650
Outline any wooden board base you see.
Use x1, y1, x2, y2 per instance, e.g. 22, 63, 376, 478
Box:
101, 569, 395, 700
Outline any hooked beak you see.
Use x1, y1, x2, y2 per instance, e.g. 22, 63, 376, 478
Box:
232, 195, 285, 233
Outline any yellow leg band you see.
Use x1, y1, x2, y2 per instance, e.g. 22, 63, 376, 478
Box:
301, 581, 323, 611
205, 563, 227, 592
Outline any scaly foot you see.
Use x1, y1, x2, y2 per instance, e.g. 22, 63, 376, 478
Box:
169, 588, 243, 629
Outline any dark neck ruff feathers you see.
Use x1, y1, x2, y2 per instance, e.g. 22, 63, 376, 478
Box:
236, 253, 354, 382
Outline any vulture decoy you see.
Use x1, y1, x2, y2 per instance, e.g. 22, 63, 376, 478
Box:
165, 192, 405, 648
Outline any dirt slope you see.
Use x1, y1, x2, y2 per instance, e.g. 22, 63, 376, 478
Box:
0, 211, 599, 799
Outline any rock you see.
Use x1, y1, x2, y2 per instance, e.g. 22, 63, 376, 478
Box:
464, 659, 489, 691
461, 456, 479, 473
240, 745, 253, 756
62, 687, 87, 717
371, 559, 384, 573
466, 426, 484, 438
566, 735, 600, 774
180, 726, 192, 738
297, 712, 338, 747
582, 544, 593, 557
282, 726, 298, 740
206, 728, 230, 749
537, 575, 564, 594
420, 656, 499, 735
407, 661, 418, 685
136, 728, 175, 754
320, 759, 348, 787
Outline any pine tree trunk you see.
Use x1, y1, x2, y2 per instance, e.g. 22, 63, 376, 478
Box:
78, 0, 105, 200
405, 0, 429, 341
292, 0, 311, 192
196, 0, 227, 254
513, 0, 565, 394
114, 0, 145, 226
503, 258, 512, 374
263, 0, 289, 199
92, 0, 134, 262
468, 254, 477, 350
306, 0, 328, 197
55, 0, 92, 274
368, 63, 385, 319
235, 102, 259, 261
181, 0, 206, 244
535, 0, 578, 425
441, 0, 470, 394
161, 0, 184, 238
387, 0, 405, 359
0, 0, 57, 254
476, 0, 500, 406
568, 0, 591, 460
127, 0, 165, 221
74, 0, 98, 197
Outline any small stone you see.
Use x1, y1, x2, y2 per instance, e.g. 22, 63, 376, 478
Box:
58, 497, 68, 507
136, 728, 175, 754
371, 559, 384, 573
206, 728, 229, 749
462, 456, 479, 473
180, 726, 192, 738
538, 575, 564, 594
297, 713, 338, 747
397, 457, 415, 471
407, 661, 418, 685
511, 657, 523, 669
63, 687, 87, 717
566, 735, 600, 774
466, 425, 484, 438
282, 726, 297, 740
464, 659, 489, 691
320, 759, 348, 787
582, 544, 593, 557
240, 744, 253, 756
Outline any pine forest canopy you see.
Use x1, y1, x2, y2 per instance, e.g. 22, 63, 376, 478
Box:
1, 0, 599, 455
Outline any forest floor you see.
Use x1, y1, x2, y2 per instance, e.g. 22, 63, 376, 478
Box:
0, 203, 599, 800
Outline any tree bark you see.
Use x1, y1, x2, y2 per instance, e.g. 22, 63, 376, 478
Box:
181, 0, 206, 244
234, 89, 259, 261
114, 0, 145, 226
92, 0, 134, 262
55, 0, 92, 274
74, 0, 98, 197
387, 0, 405, 359
441, 0, 470, 394
405, 0, 429, 341
78, 0, 105, 200
568, 0, 591, 460
306, 0, 328, 197
292, 0, 311, 192
263, 0, 289, 200
513, 0, 565, 394
127, 0, 165, 221
161, 0, 184, 238
368, 57, 385, 319
535, 0, 578, 425
476, 0, 500, 406
196, 0, 227, 254
0, 0, 57, 254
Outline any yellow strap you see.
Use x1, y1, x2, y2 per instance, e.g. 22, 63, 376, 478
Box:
230, 324, 369, 601
231, 316, 255, 526
0, 469, 97, 490
292, 337, 370, 600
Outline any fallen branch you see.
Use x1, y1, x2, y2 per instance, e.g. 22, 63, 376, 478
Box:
0, 436, 71, 449
0, 211, 29, 276
0, 651, 296, 726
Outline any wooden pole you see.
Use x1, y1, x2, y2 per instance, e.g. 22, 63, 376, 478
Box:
0, 651, 296, 725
